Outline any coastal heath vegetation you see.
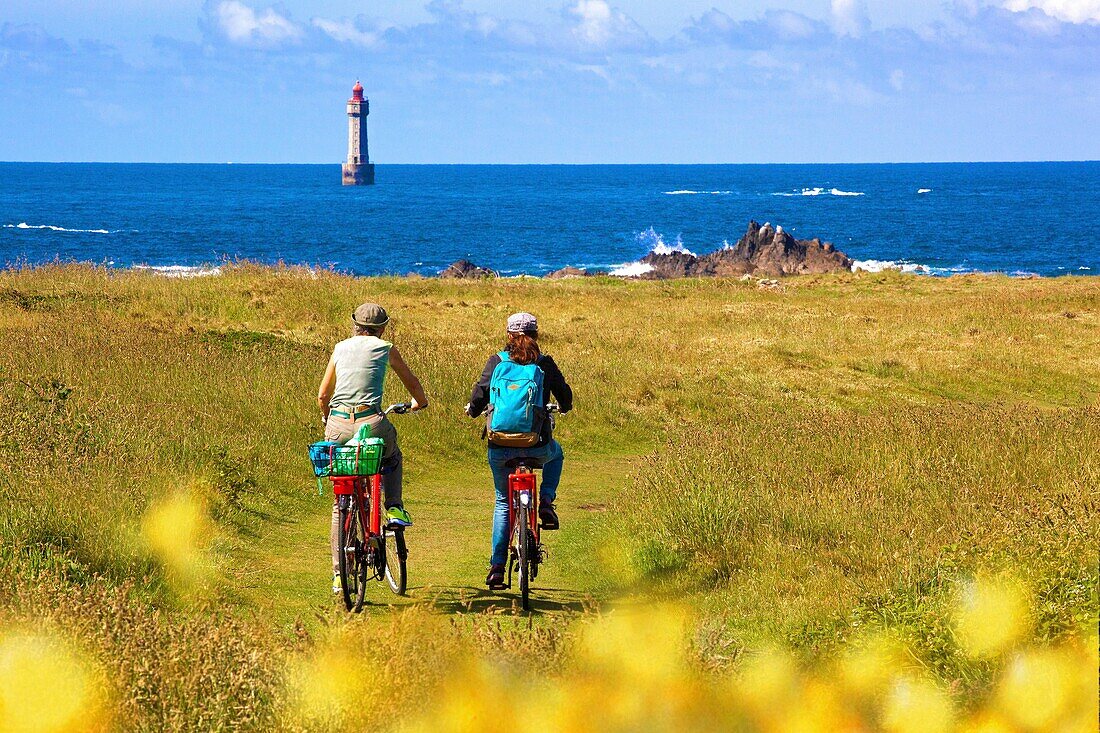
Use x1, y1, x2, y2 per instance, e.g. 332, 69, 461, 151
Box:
0, 263, 1097, 730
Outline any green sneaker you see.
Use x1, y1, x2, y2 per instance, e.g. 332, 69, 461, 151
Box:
332, 572, 341, 594
386, 506, 413, 527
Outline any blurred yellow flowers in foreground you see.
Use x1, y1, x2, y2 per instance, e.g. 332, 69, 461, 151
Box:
0, 568, 1093, 732
140, 487, 214, 596
0, 632, 107, 733
954, 575, 1029, 658
399, 582, 1096, 733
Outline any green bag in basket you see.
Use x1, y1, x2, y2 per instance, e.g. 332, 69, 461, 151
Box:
331, 437, 385, 476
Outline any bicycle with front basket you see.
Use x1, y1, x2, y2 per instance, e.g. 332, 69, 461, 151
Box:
309, 403, 411, 612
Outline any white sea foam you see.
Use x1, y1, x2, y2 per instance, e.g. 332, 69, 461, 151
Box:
133, 265, 222, 278
1078, 266, 1092, 271
637, 227, 694, 256
852, 259, 930, 274
5, 222, 112, 234
609, 262, 655, 277
852, 259, 984, 277
662, 190, 732, 195
772, 187, 864, 197
917, 188, 933, 194
605, 228, 696, 277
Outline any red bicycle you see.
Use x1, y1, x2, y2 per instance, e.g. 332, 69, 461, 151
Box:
503, 403, 560, 610
327, 403, 411, 612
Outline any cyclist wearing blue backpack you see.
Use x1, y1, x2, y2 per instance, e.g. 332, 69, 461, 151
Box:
466, 312, 573, 588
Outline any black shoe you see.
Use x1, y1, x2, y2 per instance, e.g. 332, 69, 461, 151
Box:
486, 564, 506, 589
539, 503, 559, 530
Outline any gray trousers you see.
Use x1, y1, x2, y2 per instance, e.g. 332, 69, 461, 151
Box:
325, 413, 403, 573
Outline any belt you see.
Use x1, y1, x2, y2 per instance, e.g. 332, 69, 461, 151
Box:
329, 405, 380, 420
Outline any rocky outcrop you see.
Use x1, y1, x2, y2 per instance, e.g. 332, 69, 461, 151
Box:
639, 250, 699, 279
440, 259, 496, 279
637, 221, 853, 279
546, 266, 589, 279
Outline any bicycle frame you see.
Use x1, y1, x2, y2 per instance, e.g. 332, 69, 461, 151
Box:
507, 467, 540, 550
332, 473, 382, 540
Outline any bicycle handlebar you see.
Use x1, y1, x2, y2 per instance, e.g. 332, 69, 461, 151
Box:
462, 402, 563, 416
384, 403, 413, 416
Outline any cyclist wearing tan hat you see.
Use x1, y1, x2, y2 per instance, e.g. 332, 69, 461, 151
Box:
317, 302, 429, 592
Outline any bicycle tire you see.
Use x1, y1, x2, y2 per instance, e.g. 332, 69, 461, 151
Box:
517, 506, 531, 611
384, 527, 408, 596
337, 505, 368, 612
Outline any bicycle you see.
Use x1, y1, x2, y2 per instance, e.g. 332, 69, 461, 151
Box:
501, 403, 560, 611
310, 403, 412, 612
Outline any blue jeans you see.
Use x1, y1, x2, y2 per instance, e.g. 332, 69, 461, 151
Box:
488, 440, 563, 566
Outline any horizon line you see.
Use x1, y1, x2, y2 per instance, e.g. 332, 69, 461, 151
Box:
1, 159, 1098, 166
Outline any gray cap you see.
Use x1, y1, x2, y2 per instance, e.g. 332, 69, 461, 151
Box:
352, 303, 390, 328
507, 312, 538, 334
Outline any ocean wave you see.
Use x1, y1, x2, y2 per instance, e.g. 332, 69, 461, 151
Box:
609, 262, 654, 277
5, 222, 114, 234
918, 188, 933, 194
636, 227, 694, 256
852, 259, 982, 277
852, 259, 931, 274
133, 265, 222, 278
772, 187, 865, 197
662, 190, 732, 195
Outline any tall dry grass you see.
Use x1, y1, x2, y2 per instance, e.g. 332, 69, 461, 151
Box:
1, 264, 1097, 729
615, 403, 1098, 688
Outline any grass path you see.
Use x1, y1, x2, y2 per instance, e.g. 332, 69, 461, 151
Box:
232, 450, 635, 630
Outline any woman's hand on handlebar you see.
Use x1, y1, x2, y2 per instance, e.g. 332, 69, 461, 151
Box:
410, 397, 427, 412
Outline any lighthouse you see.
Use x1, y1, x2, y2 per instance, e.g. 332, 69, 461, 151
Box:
341, 80, 375, 185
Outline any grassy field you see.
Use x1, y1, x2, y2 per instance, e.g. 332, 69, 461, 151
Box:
0, 264, 1096, 731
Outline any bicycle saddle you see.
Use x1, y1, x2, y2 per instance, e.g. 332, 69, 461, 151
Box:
504, 457, 544, 469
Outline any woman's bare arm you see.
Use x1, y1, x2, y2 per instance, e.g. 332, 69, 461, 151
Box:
317, 354, 337, 421
389, 346, 429, 410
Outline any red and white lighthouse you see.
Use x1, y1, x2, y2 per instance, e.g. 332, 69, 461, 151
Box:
342, 80, 375, 185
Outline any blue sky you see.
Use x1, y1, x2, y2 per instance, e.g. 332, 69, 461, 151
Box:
2, 0, 1098, 163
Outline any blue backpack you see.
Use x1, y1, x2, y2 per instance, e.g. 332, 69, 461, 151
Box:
487, 352, 546, 447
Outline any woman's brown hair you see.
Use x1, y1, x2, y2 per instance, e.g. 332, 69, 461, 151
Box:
506, 332, 540, 365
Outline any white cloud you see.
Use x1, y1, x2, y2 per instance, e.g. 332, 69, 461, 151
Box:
771, 11, 820, 40
212, 1, 303, 48
310, 17, 383, 48
831, 0, 870, 37
1004, 0, 1100, 23
566, 0, 648, 49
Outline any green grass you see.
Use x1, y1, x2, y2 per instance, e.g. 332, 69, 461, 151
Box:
0, 264, 1097, 729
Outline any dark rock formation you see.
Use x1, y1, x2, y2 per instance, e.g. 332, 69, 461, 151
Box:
546, 266, 589, 279
635, 221, 853, 279
440, 259, 496, 279
639, 250, 698, 279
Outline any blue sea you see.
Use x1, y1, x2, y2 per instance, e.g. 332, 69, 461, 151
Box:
1, 162, 1097, 277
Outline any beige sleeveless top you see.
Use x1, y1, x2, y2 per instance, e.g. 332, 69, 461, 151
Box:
330, 335, 391, 411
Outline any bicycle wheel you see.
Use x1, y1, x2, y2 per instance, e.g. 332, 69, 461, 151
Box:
384, 527, 407, 595
517, 507, 531, 611
337, 505, 368, 612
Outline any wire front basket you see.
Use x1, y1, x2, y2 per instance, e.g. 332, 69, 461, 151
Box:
308, 439, 385, 477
